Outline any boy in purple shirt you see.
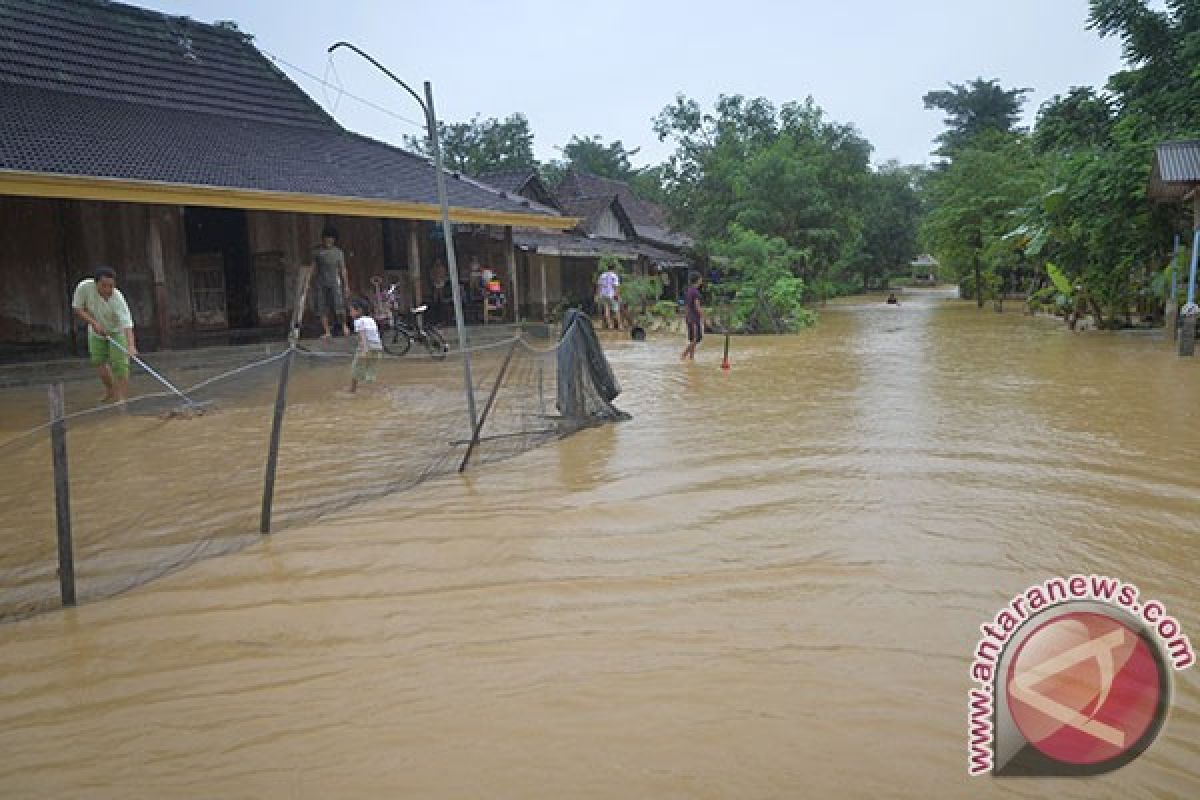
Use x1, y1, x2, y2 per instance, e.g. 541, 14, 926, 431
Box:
681, 271, 704, 361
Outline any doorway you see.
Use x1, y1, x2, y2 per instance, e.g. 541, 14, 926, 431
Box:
184, 207, 253, 329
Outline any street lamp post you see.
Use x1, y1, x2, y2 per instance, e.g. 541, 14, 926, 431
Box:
327, 42, 478, 431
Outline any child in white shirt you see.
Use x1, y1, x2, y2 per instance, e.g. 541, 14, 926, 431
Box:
349, 300, 383, 393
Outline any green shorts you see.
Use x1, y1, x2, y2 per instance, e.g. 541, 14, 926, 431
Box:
88, 333, 130, 378
351, 349, 382, 382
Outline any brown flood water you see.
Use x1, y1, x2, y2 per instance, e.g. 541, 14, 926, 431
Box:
1, 289, 1198, 798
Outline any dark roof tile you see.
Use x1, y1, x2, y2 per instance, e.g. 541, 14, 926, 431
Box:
0, 0, 333, 127
0, 83, 559, 216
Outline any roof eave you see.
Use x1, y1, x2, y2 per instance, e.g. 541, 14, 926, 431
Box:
0, 170, 580, 229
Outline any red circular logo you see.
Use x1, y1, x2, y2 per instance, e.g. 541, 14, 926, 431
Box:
1006, 611, 1162, 766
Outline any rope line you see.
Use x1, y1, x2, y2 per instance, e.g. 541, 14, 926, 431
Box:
0, 350, 290, 453
261, 49, 426, 131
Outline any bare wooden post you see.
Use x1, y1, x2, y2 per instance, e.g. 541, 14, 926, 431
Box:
408, 222, 423, 306
540, 254, 549, 321
459, 339, 519, 473
147, 210, 171, 350
505, 226, 520, 323
1181, 313, 1197, 356
47, 383, 76, 607
260, 347, 294, 533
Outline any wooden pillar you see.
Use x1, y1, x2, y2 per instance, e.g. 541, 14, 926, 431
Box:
505, 226, 520, 323
408, 221, 423, 306
540, 253, 549, 321
147, 210, 171, 349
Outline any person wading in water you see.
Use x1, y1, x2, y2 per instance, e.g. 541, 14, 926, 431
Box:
681, 271, 704, 361
72, 266, 136, 404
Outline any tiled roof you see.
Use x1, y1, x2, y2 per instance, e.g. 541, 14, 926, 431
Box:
476, 167, 560, 211
1149, 140, 1200, 202
0, 83, 561, 217
558, 193, 637, 238
513, 230, 687, 267
556, 169, 693, 250
0, 0, 563, 222
476, 169, 537, 194
557, 169, 667, 225
0, 0, 332, 129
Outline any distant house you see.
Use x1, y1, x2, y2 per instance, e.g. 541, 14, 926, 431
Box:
474, 168, 694, 317
1148, 140, 1200, 228
0, 0, 572, 358
910, 254, 939, 284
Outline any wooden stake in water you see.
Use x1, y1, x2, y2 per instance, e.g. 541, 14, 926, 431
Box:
459, 339, 519, 473
47, 383, 76, 606
260, 347, 294, 533
721, 333, 731, 371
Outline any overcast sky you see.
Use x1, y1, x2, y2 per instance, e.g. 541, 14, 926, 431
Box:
147, 1, 1130, 168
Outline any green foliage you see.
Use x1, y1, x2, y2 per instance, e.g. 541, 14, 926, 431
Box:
597, 254, 621, 273
653, 93, 906, 295
920, 131, 1042, 305
542, 135, 648, 188
922, 78, 1032, 157
1045, 262, 1074, 297
862, 162, 924, 289
405, 113, 536, 176
713, 225, 816, 333
619, 273, 666, 321
922, 1, 1199, 326
649, 300, 679, 318
1033, 88, 1115, 153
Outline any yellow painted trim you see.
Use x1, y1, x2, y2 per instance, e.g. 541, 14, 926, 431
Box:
0, 170, 580, 230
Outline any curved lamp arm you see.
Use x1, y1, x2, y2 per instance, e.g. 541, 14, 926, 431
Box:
327, 41, 429, 120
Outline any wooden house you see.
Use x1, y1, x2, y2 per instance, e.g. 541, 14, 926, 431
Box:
0, 0, 573, 360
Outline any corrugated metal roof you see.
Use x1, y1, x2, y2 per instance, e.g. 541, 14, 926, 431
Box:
1149, 140, 1200, 202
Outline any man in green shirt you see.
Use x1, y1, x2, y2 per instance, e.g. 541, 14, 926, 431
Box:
72, 266, 137, 403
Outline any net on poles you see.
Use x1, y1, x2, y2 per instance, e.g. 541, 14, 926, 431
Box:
0, 318, 627, 622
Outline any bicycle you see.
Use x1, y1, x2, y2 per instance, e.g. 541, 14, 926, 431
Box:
377, 282, 449, 359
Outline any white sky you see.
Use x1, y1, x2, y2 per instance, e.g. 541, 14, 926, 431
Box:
146, 1, 1129, 168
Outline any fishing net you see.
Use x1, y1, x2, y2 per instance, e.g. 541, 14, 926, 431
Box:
0, 317, 627, 622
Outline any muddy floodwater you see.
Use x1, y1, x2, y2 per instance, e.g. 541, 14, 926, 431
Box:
1, 290, 1198, 798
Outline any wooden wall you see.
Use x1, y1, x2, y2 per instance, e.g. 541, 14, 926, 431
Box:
0, 197, 190, 350
0, 197, 68, 344
0, 196, 543, 353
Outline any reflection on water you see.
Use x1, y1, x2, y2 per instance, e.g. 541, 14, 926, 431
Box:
0, 290, 1197, 798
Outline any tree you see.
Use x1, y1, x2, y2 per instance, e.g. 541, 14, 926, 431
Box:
542, 135, 642, 185
923, 79, 1032, 156
921, 134, 1042, 307
862, 163, 923, 290
404, 113, 536, 176
1032, 87, 1115, 153
652, 93, 880, 294
1088, 0, 1200, 136
713, 225, 816, 333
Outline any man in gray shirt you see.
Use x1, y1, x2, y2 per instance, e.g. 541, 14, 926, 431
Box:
311, 227, 351, 338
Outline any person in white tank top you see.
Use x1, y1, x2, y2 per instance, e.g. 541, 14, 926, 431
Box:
349, 300, 383, 393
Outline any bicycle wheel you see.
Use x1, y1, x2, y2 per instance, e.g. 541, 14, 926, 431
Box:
383, 328, 412, 356
424, 328, 449, 360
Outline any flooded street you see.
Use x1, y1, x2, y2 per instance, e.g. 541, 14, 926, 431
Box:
1, 290, 1198, 798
